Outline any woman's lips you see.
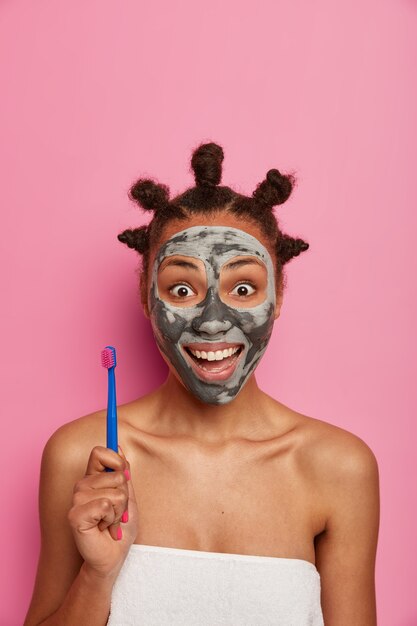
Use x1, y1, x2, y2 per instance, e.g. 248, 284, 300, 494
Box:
181, 343, 244, 382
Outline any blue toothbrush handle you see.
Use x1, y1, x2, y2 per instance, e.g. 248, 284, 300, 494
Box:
105, 367, 118, 472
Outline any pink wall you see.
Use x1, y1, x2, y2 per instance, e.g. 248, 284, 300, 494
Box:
1, 1, 416, 624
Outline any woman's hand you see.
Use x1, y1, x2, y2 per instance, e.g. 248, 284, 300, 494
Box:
67, 445, 139, 579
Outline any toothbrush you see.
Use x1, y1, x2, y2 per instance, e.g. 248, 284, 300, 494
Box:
101, 346, 118, 472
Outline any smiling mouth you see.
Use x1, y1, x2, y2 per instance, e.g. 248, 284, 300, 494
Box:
182, 343, 244, 378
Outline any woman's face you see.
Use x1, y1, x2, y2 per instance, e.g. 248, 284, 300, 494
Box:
144, 213, 282, 405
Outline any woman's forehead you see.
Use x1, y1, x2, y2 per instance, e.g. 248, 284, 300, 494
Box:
154, 225, 271, 266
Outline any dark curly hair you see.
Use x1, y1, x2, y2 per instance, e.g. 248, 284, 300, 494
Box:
118, 141, 309, 306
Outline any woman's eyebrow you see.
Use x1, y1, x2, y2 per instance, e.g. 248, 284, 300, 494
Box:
223, 258, 263, 271
159, 258, 202, 272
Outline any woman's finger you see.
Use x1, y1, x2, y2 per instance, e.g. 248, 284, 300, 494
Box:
73, 487, 127, 516
118, 445, 137, 506
69, 497, 122, 542
85, 445, 127, 475
74, 469, 128, 492
68, 497, 117, 534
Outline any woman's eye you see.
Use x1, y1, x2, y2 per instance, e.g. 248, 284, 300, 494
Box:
230, 283, 256, 297
169, 284, 196, 298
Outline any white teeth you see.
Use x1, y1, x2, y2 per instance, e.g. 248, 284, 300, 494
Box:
188, 346, 241, 361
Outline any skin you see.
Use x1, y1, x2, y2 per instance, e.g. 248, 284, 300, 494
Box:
24, 211, 380, 626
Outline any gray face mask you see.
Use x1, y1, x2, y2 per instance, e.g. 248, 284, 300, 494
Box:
148, 226, 277, 405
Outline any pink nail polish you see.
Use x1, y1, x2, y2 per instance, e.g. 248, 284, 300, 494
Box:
124, 469, 130, 481
121, 510, 129, 523
117, 526, 123, 540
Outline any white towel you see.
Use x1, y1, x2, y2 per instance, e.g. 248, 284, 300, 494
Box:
107, 544, 324, 626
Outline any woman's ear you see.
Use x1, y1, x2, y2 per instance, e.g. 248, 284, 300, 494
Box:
274, 290, 283, 320
142, 294, 151, 319
140, 278, 151, 319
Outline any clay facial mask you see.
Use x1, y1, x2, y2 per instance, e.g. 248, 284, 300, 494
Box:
148, 226, 277, 405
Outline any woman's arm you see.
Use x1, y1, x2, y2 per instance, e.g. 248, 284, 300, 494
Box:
315, 434, 380, 625
32, 564, 116, 626
23, 419, 134, 625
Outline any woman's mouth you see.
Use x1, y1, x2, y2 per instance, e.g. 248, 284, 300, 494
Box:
182, 343, 244, 382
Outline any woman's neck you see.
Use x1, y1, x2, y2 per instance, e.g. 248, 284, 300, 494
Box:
147, 372, 276, 443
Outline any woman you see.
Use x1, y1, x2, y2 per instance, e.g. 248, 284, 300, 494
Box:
24, 142, 380, 625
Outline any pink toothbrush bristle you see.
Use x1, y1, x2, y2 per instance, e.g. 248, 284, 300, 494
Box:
101, 347, 115, 368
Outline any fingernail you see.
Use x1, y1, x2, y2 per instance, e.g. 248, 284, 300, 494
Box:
124, 468, 130, 481
121, 510, 129, 523
117, 526, 123, 540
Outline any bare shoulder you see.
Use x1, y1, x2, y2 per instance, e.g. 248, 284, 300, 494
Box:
43, 390, 158, 477
288, 409, 379, 487
266, 395, 379, 481
45, 408, 107, 456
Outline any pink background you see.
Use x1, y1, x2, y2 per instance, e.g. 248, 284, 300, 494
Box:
1, 1, 416, 624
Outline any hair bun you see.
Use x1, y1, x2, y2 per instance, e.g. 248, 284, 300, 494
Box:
252, 168, 295, 209
277, 234, 309, 264
129, 178, 170, 212
191, 142, 224, 188
117, 226, 149, 253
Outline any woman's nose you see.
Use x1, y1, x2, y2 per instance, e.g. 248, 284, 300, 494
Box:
191, 290, 233, 335
193, 317, 233, 335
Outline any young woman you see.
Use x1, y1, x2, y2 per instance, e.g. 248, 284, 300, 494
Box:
24, 142, 380, 625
